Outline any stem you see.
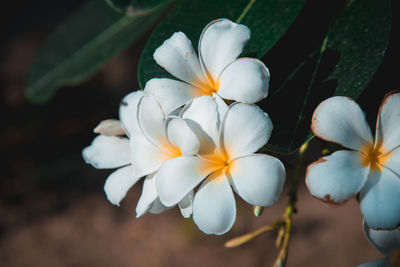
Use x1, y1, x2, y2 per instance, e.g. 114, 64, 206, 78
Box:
225, 142, 309, 267
224, 221, 283, 248
273, 142, 309, 267
289, 142, 308, 208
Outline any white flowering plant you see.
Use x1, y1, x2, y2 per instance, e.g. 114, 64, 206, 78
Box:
25, 0, 397, 266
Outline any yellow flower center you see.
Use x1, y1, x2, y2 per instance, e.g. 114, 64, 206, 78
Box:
159, 138, 182, 160
200, 148, 235, 181
166, 145, 182, 159
193, 72, 221, 96
359, 142, 392, 172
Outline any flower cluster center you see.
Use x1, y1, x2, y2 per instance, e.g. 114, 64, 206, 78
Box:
201, 149, 233, 177
168, 145, 183, 159
162, 140, 182, 159
359, 142, 392, 172
194, 73, 221, 96
221, 160, 231, 173
213, 152, 232, 174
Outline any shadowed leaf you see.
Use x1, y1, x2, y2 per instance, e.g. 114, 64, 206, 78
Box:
25, 0, 172, 103
262, 0, 391, 153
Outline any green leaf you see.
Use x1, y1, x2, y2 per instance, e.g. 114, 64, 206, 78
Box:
262, 0, 391, 154
138, 0, 306, 88
325, 0, 391, 98
105, 0, 167, 13
25, 0, 172, 103
105, 0, 135, 13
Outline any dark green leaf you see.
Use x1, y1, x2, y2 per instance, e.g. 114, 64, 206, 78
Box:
326, 0, 391, 98
25, 0, 172, 103
138, 0, 305, 88
105, 0, 135, 13
263, 0, 391, 154
105, 0, 167, 13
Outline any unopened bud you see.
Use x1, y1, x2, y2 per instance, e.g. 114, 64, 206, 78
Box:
94, 119, 125, 136
321, 148, 330, 155
253, 206, 264, 217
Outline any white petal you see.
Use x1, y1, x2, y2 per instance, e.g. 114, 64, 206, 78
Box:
104, 165, 140, 206
377, 92, 400, 151
136, 173, 158, 217
305, 150, 369, 203
311, 96, 373, 151
156, 155, 220, 207
199, 19, 250, 79
166, 117, 199, 155
181, 95, 220, 154
144, 78, 205, 115
130, 132, 168, 177
382, 147, 400, 177
153, 32, 205, 85
221, 103, 273, 159
229, 154, 285, 206
360, 167, 400, 230
212, 93, 229, 125
193, 170, 236, 235
82, 135, 130, 169
178, 191, 194, 218
218, 58, 269, 103
149, 198, 169, 214
363, 221, 400, 254
168, 106, 183, 117
119, 90, 145, 136
137, 95, 168, 147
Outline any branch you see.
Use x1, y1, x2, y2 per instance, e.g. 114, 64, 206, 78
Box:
273, 142, 309, 267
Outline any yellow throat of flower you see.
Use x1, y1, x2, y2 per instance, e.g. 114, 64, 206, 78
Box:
159, 138, 182, 160
194, 72, 221, 96
359, 142, 392, 172
200, 149, 236, 180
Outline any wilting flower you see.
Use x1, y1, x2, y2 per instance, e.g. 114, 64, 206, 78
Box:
144, 18, 270, 115
306, 92, 400, 230
82, 91, 144, 208
156, 96, 286, 235
358, 222, 400, 267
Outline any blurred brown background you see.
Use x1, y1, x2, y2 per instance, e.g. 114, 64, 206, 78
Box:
0, 0, 397, 266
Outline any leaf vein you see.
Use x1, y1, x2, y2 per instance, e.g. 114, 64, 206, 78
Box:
236, 0, 257, 24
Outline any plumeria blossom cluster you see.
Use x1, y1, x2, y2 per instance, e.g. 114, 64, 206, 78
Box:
306, 92, 400, 231
83, 18, 286, 235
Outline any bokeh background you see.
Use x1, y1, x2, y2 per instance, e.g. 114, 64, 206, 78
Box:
0, 0, 397, 266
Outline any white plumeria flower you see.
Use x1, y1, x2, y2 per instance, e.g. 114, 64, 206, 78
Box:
82, 90, 145, 208
306, 92, 400, 230
130, 94, 200, 218
144, 18, 270, 115
358, 221, 400, 267
156, 95, 286, 235
83, 91, 194, 217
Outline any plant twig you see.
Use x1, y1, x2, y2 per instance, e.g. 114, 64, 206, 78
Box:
225, 220, 283, 248
273, 142, 309, 267
225, 142, 309, 267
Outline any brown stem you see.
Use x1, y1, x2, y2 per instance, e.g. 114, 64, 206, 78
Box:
224, 142, 309, 267
224, 220, 283, 248
273, 142, 309, 267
